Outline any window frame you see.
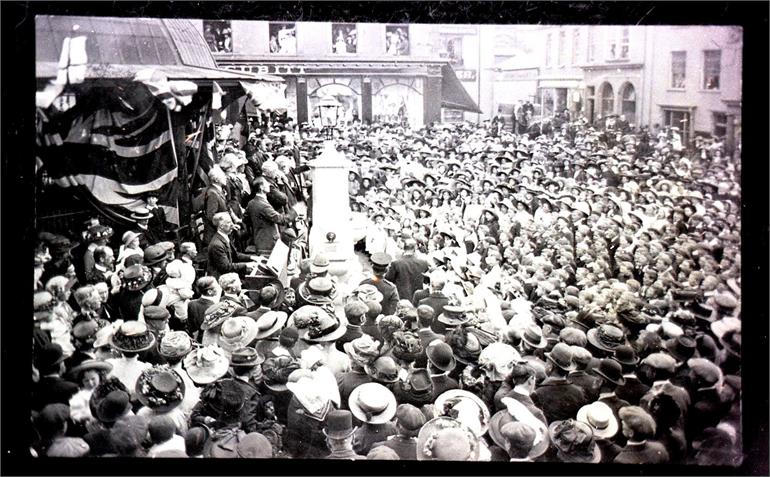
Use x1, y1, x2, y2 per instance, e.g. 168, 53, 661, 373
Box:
545, 33, 552, 67
702, 49, 721, 91
202, 19, 233, 54
571, 28, 580, 65
712, 111, 728, 138
670, 51, 687, 90
557, 29, 566, 67
385, 24, 411, 56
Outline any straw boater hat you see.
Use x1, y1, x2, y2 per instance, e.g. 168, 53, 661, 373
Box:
349, 383, 398, 424
434, 390, 491, 438
218, 317, 260, 355
488, 397, 550, 459
109, 321, 156, 354
437, 305, 471, 326
253, 311, 289, 340
576, 401, 619, 440
67, 359, 113, 380
416, 417, 481, 461
135, 365, 186, 414
183, 345, 230, 385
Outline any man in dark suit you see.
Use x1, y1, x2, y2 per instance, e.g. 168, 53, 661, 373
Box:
244, 176, 294, 256
493, 363, 548, 423
614, 406, 670, 464
32, 344, 78, 412
414, 270, 450, 334
84, 246, 114, 286
203, 168, 230, 245
385, 240, 428, 305
567, 346, 603, 402
416, 305, 443, 350
531, 343, 589, 424
186, 277, 222, 343
206, 212, 257, 279
359, 253, 399, 316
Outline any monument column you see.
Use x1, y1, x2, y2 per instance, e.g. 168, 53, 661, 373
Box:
307, 141, 357, 279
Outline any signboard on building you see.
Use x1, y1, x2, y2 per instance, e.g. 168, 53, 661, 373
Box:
455, 69, 477, 82
442, 109, 465, 123
224, 64, 307, 75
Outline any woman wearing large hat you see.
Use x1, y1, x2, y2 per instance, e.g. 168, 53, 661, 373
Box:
216, 316, 259, 356
184, 345, 230, 386
348, 382, 398, 454
106, 321, 155, 396
200, 301, 245, 345
576, 401, 619, 462
548, 418, 602, 463
434, 389, 491, 442
113, 265, 153, 324
67, 359, 113, 425
488, 396, 550, 461
134, 366, 187, 432
285, 367, 341, 458
416, 416, 481, 461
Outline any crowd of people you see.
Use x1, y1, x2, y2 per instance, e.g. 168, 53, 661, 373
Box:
31, 109, 742, 464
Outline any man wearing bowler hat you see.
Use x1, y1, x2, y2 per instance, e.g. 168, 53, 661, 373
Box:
359, 253, 399, 316
323, 410, 364, 460
531, 342, 588, 423
370, 403, 426, 460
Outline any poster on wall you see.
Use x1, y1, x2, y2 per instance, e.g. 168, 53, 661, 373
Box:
332, 23, 357, 54
203, 20, 232, 53
438, 35, 464, 66
385, 25, 410, 56
269, 22, 297, 54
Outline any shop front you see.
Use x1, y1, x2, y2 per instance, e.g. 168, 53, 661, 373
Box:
218, 60, 479, 127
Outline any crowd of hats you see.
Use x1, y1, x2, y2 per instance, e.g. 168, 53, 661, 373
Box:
30, 116, 741, 463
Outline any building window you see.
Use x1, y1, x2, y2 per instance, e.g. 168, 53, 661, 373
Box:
703, 50, 721, 90
545, 33, 552, 67
600, 82, 614, 117
572, 29, 580, 64
663, 109, 691, 145
332, 23, 357, 54
608, 27, 629, 60
558, 30, 566, 66
385, 25, 410, 56
203, 20, 232, 53
671, 51, 686, 89
587, 29, 595, 63
713, 112, 728, 137
620, 83, 636, 124
269, 23, 296, 54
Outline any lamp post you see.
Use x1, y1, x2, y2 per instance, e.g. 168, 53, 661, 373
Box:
307, 95, 358, 286
317, 95, 341, 140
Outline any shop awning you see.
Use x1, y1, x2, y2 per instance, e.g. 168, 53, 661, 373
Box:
36, 61, 282, 84
441, 64, 482, 114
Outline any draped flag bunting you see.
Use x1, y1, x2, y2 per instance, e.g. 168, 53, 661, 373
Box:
134, 69, 198, 112
37, 82, 185, 226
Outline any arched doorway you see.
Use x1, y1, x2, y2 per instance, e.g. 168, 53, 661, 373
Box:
620, 83, 636, 124
600, 82, 614, 117
308, 82, 362, 127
